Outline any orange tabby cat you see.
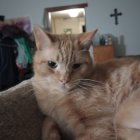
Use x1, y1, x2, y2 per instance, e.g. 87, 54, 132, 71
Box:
32, 26, 140, 140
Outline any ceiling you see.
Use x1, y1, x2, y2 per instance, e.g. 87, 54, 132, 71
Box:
51, 8, 85, 19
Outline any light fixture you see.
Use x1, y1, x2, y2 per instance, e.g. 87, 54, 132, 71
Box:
68, 9, 79, 17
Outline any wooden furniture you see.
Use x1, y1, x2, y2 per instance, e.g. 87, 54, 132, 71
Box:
93, 45, 114, 63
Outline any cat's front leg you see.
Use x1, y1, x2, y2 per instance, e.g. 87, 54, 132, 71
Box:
42, 117, 61, 140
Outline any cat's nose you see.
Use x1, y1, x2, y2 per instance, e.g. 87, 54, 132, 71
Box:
59, 78, 70, 85
59, 72, 71, 85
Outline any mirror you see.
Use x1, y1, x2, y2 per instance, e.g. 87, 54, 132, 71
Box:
43, 3, 88, 34
51, 8, 85, 34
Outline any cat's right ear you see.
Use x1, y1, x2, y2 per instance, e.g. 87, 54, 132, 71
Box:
33, 26, 52, 50
78, 29, 98, 50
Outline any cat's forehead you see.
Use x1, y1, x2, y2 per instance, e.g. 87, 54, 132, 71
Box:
43, 38, 81, 63
54, 34, 78, 40
53, 34, 79, 49
39, 33, 90, 63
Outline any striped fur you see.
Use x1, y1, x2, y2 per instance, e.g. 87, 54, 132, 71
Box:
32, 26, 140, 140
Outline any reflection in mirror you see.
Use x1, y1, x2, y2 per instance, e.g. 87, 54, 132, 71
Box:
44, 3, 87, 34
51, 8, 85, 34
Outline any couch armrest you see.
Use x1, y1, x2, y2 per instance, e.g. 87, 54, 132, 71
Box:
0, 79, 44, 140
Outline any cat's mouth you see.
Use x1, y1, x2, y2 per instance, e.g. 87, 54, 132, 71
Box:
61, 84, 80, 93
59, 83, 77, 92
60, 84, 70, 91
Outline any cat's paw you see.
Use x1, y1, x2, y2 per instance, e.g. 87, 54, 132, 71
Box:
42, 126, 61, 140
42, 117, 61, 140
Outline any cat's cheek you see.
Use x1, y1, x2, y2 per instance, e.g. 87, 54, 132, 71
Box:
36, 63, 53, 76
54, 69, 59, 76
80, 64, 90, 74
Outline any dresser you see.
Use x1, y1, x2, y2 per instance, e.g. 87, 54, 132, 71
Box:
93, 45, 114, 63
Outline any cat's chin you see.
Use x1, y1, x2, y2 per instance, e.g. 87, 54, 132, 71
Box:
59, 84, 70, 92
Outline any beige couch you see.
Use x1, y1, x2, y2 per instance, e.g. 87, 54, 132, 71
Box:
0, 79, 44, 140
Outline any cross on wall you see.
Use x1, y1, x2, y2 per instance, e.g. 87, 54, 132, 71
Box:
110, 8, 123, 25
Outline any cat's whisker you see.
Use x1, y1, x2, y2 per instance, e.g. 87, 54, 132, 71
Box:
68, 84, 79, 92
78, 79, 105, 85
80, 81, 98, 86
79, 80, 121, 92
79, 83, 94, 89
78, 84, 89, 91
69, 79, 106, 92
75, 78, 112, 90
32, 78, 125, 93
70, 80, 80, 85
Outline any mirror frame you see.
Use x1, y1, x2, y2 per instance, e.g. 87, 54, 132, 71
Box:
43, 3, 88, 32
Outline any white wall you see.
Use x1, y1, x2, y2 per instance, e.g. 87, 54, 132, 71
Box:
0, 0, 140, 56
0, 0, 86, 25
86, 0, 140, 56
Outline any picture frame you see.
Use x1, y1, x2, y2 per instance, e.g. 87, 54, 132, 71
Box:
64, 28, 72, 34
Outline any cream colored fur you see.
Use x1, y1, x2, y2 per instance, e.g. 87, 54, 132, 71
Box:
32, 26, 140, 140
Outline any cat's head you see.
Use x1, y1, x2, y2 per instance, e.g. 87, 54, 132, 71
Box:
33, 26, 97, 92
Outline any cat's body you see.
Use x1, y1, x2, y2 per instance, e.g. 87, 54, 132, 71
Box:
32, 27, 140, 140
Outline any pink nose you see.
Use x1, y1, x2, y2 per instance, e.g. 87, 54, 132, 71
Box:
60, 79, 69, 85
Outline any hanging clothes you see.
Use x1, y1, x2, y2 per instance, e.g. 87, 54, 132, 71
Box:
0, 25, 35, 91
15, 37, 32, 69
0, 37, 19, 91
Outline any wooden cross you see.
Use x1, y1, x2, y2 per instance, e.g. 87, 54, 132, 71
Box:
110, 8, 122, 25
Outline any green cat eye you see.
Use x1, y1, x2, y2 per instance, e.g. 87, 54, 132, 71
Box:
72, 63, 81, 69
48, 61, 57, 69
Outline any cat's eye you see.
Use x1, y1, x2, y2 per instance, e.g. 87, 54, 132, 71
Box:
72, 63, 81, 69
48, 61, 57, 69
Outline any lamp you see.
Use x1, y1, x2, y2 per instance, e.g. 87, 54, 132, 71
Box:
68, 9, 79, 17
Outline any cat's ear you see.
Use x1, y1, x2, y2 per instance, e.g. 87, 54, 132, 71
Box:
78, 29, 98, 50
33, 26, 52, 50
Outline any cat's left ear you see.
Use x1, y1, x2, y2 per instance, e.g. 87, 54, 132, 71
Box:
33, 26, 52, 50
78, 29, 98, 50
